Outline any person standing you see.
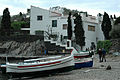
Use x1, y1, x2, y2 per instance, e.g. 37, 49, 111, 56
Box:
98, 48, 102, 62
102, 48, 106, 62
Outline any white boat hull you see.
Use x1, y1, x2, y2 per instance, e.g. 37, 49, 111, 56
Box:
6, 55, 74, 73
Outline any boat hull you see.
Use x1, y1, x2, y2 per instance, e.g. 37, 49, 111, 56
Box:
73, 51, 93, 69
6, 55, 74, 73
74, 60, 93, 68
8, 66, 74, 78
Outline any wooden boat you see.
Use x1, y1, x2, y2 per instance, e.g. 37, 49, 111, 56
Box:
73, 49, 93, 68
6, 54, 74, 73
0, 64, 6, 73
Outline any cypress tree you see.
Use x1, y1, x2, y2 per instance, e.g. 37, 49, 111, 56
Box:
67, 12, 72, 40
114, 14, 116, 19
74, 13, 85, 50
110, 15, 113, 20
1, 8, 11, 36
101, 12, 112, 40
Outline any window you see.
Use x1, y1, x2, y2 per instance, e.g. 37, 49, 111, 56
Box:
52, 20, 57, 27
88, 25, 95, 31
37, 16, 42, 20
21, 30, 30, 35
63, 24, 68, 29
64, 36, 68, 39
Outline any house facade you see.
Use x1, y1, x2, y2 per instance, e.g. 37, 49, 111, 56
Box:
21, 6, 104, 50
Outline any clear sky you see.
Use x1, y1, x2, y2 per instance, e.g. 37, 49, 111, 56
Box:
0, 0, 119, 17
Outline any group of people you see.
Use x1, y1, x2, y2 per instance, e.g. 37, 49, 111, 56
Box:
98, 48, 106, 62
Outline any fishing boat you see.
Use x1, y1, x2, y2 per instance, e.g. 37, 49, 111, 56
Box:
0, 63, 6, 73
6, 53, 74, 74
73, 49, 93, 68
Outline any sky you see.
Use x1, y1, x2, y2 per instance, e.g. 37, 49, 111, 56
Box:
0, 0, 120, 17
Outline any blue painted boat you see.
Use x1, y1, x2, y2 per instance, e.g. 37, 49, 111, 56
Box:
74, 57, 93, 68
72, 49, 93, 68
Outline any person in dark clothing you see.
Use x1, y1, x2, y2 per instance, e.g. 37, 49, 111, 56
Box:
98, 48, 102, 62
102, 48, 106, 62
89, 50, 94, 57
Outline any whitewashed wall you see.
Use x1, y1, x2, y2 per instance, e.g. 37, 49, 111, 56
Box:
30, 6, 50, 35
30, 6, 105, 50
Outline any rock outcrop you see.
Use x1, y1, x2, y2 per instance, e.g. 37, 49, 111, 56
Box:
0, 40, 45, 56
109, 38, 120, 54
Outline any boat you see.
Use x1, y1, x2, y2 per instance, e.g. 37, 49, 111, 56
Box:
6, 52, 74, 74
2, 47, 93, 75
73, 49, 93, 68
0, 63, 6, 73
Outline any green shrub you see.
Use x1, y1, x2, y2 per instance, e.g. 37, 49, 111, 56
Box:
97, 40, 112, 53
11, 21, 27, 30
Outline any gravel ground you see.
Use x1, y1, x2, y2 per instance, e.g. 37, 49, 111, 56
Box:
25, 54, 120, 80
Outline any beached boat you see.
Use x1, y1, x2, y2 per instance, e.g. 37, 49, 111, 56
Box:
73, 49, 93, 68
0, 64, 6, 73
6, 54, 74, 73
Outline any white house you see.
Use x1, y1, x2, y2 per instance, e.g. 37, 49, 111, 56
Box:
21, 6, 104, 50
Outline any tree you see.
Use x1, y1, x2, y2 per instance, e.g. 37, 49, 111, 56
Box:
74, 13, 85, 50
114, 14, 116, 19
67, 12, 72, 40
19, 12, 25, 21
98, 13, 102, 16
114, 16, 120, 25
101, 12, 112, 40
110, 15, 113, 20
19, 12, 23, 16
1, 8, 11, 36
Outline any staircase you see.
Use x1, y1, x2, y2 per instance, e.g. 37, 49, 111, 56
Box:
43, 31, 73, 54
44, 39, 73, 54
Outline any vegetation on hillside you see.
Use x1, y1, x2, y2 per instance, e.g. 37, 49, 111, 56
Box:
63, 7, 80, 15
0, 8, 30, 36
110, 16, 120, 39
114, 17, 120, 25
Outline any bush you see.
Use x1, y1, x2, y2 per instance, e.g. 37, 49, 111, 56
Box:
97, 40, 112, 53
11, 21, 27, 30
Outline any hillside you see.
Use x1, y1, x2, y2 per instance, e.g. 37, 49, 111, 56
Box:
109, 38, 120, 53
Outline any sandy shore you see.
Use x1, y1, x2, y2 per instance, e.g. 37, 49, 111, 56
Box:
24, 54, 120, 80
